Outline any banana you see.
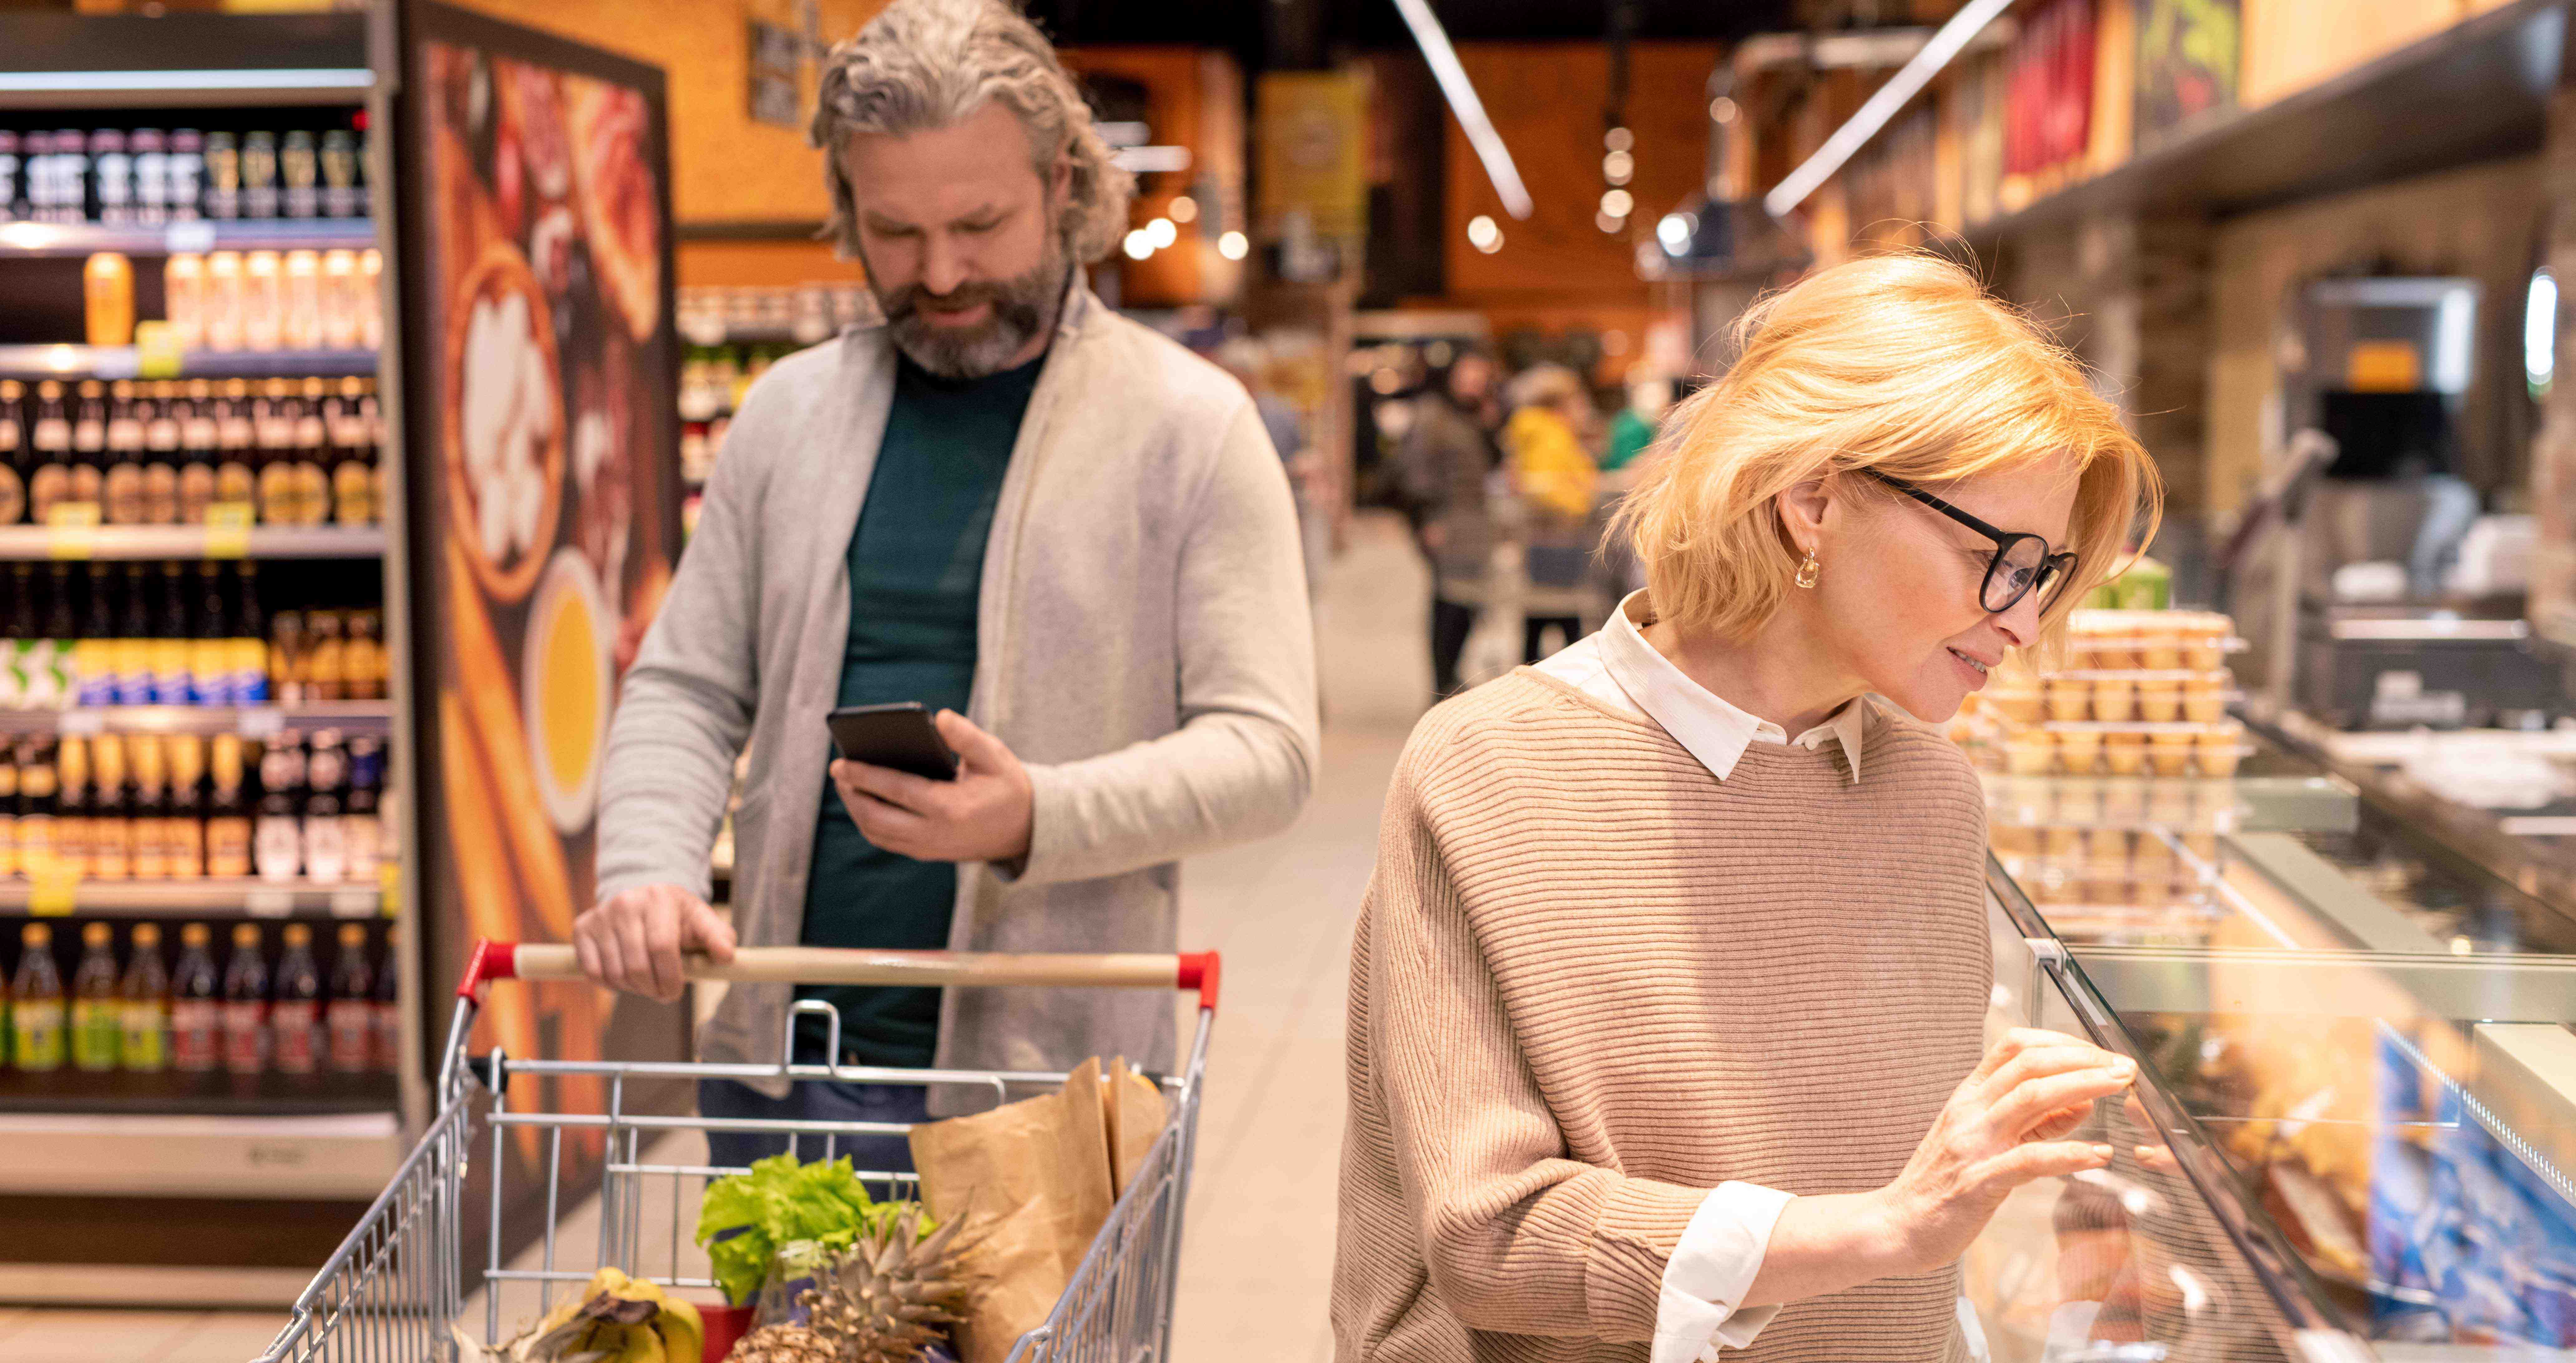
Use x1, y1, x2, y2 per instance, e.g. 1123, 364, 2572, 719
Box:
651, 1295, 705, 1363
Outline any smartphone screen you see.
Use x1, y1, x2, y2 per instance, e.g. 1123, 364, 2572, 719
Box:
826, 702, 960, 781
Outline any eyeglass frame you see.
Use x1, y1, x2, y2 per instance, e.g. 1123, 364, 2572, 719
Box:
1855, 467, 2080, 615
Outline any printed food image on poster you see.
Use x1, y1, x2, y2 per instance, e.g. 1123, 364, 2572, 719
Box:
2135, 0, 2240, 141
398, 0, 683, 1256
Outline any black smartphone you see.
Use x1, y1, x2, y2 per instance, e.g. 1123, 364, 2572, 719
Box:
827, 702, 960, 781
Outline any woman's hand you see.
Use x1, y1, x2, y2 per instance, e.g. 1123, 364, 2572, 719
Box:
1747, 1027, 2137, 1307
1878, 1028, 2136, 1272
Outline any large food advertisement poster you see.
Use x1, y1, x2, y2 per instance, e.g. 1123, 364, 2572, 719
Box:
2134, 0, 2240, 144
398, 1, 685, 1266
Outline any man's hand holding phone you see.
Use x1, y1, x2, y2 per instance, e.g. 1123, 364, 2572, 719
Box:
833, 709, 1035, 864
574, 883, 737, 1003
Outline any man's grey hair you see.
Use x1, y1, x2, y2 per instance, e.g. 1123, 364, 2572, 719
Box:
812, 0, 1133, 265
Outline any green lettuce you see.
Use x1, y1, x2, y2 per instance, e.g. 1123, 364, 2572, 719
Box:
694, 1153, 905, 1306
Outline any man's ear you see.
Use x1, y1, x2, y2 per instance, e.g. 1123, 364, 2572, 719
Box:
1050, 155, 1073, 204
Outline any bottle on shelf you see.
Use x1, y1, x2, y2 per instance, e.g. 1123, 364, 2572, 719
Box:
282, 249, 322, 350
242, 250, 282, 352
302, 610, 346, 702
203, 131, 239, 221
329, 377, 374, 525
0, 751, 16, 880
268, 610, 304, 705
114, 561, 150, 705
242, 131, 280, 221
101, 379, 144, 525
12, 923, 63, 1072
14, 739, 56, 878
152, 560, 190, 706
303, 730, 347, 885
88, 130, 131, 226
130, 128, 168, 227
280, 131, 318, 222
371, 921, 399, 1072
74, 562, 115, 707
25, 380, 70, 525
164, 252, 206, 351
120, 921, 168, 1072
203, 251, 245, 353
170, 921, 219, 1073
142, 381, 181, 525
68, 379, 106, 510
52, 733, 90, 881
359, 249, 383, 351
70, 921, 119, 1072
0, 379, 26, 527
255, 730, 304, 883
84, 251, 135, 348
344, 734, 382, 881
0, 130, 19, 223
205, 734, 251, 879
290, 377, 329, 524
213, 378, 255, 510
167, 129, 205, 223
232, 562, 270, 705
346, 609, 387, 701
319, 130, 361, 219
191, 562, 229, 706
166, 734, 206, 880
130, 731, 168, 880
220, 921, 266, 1075
254, 379, 296, 525
178, 378, 219, 523
272, 922, 320, 1075
85, 726, 128, 882
327, 922, 371, 1073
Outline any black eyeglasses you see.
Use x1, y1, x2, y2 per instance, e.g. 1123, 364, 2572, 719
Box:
1859, 468, 2079, 615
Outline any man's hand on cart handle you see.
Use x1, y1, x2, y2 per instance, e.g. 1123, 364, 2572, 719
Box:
573, 883, 738, 1004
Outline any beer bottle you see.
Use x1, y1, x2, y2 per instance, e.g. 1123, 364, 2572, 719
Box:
52, 733, 90, 880
240, 130, 279, 221
345, 609, 386, 701
290, 378, 329, 525
0, 379, 26, 526
151, 560, 189, 706
70, 921, 119, 1071
202, 130, 239, 220
232, 562, 269, 705
272, 922, 320, 1075
192, 561, 230, 706
141, 380, 181, 524
220, 922, 267, 1075
253, 730, 304, 883
267, 609, 303, 705
343, 733, 382, 881
253, 379, 295, 525
84, 727, 128, 882
327, 923, 371, 1072
169, 921, 219, 1072
302, 729, 346, 885
130, 731, 169, 880
12, 923, 64, 1072
371, 920, 400, 1072
205, 734, 251, 879
101, 379, 144, 525
165, 734, 205, 880
14, 739, 56, 877
213, 378, 256, 511
67, 379, 106, 510
114, 562, 151, 705
27, 380, 70, 523
177, 379, 219, 522
167, 129, 204, 222
76, 560, 115, 708
329, 376, 373, 525
120, 921, 169, 1072
301, 610, 345, 702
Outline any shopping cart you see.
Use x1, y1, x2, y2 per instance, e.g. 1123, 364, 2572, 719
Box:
255, 940, 1221, 1363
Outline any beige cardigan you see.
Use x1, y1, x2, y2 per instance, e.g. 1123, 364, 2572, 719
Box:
1332, 670, 1990, 1362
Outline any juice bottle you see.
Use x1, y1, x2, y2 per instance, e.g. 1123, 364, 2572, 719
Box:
120, 921, 168, 1072
12, 923, 64, 1072
327, 923, 372, 1073
220, 921, 266, 1075
169, 922, 219, 1072
70, 921, 119, 1072
371, 921, 400, 1072
271, 922, 320, 1076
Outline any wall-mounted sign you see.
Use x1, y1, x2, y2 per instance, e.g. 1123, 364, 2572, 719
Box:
748, 19, 803, 129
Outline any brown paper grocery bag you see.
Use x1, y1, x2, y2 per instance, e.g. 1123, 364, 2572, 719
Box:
1100, 1058, 1168, 1200
910, 1059, 1117, 1363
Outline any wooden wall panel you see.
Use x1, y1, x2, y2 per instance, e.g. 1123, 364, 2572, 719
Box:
1441, 42, 1724, 306
2241, 0, 2476, 109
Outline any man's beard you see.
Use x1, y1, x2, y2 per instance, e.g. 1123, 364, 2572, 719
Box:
873, 234, 1066, 379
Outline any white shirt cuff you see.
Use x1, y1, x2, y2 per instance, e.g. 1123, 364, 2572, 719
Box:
1650, 1182, 1794, 1363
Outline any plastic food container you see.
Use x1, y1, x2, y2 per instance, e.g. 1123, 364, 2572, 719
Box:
2091, 679, 2135, 722
2056, 728, 2103, 775
2006, 734, 2055, 775
2103, 732, 2146, 775
2137, 682, 2181, 723
2045, 682, 2091, 722
2197, 723, 2243, 778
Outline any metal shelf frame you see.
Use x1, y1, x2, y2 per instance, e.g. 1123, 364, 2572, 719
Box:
0, 876, 385, 917
0, 218, 377, 259
0, 523, 387, 561
0, 703, 394, 736
0, 345, 378, 380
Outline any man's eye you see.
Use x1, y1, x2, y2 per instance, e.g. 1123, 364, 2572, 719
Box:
959, 219, 999, 234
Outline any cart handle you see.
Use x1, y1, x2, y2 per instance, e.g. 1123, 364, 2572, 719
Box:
459, 940, 1220, 1012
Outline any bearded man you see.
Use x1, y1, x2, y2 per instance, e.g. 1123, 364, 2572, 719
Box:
580, 0, 1317, 1169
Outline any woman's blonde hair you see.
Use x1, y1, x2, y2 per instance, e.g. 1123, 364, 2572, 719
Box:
1611, 251, 2161, 658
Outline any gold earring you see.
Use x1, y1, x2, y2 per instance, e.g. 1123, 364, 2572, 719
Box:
1795, 547, 1820, 589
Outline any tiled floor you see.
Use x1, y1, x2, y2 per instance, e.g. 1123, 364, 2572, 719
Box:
20, 513, 1441, 1362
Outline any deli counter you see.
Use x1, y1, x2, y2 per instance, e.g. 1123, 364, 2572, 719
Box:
1964, 734, 2576, 1362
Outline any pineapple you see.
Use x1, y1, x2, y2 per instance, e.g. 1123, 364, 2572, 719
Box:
798, 1204, 974, 1363
727, 1324, 842, 1363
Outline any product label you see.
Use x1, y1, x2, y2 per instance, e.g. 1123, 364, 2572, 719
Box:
327, 998, 370, 1071
27, 462, 67, 522
272, 999, 319, 1074
167, 819, 204, 878
255, 813, 301, 882
123, 999, 168, 1071
102, 463, 144, 524
13, 999, 64, 1071
221, 999, 265, 1073
343, 813, 380, 879
302, 817, 346, 885
171, 997, 219, 1071
71, 998, 119, 1071
207, 816, 251, 878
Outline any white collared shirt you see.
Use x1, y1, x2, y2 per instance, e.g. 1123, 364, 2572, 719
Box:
1529, 591, 1870, 1361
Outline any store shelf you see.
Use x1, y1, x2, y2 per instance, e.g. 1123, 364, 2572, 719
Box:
0, 877, 384, 918
0, 702, 392, 736
0, 522, 385, 560
0, 12, 369, 111
0, 217, 375, 259
0, 344, 376, 380
1967, 0, 2563, 240
0, 1107, 398, 1199
0, 1067, 398, 1119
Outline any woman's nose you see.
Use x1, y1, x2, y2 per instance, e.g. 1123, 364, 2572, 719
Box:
1992, 587, 2045, 648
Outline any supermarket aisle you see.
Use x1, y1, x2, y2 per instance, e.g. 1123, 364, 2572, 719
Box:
27, 513, 1432, 1361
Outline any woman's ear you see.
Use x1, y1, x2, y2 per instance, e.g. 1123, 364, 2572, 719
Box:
1775, 476, 1832, 556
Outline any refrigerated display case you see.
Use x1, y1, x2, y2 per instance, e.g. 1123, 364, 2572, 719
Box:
1972, 732, 2576, 1359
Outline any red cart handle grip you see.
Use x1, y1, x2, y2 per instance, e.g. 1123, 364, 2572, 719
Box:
458, 940, 1221, 1011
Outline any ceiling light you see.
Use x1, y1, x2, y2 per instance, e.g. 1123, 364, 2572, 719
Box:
1603, 149, 1633, 185
1596, 210, 1626, 235
1146, 217, 1178, 249
1603, 126, 1634, 153
1217, 230, 1249, 261
1391, 0, 1533, 220
1169, 195, 1199, 224
1708, 96, 1738, 123
1466, 214, 1503, 253
1122, 229, 1152, 261
1599, 188, 1633, 218
1656, 212, 1695, 254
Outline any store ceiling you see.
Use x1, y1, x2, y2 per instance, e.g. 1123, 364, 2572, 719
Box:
1024, 0, 1805, 55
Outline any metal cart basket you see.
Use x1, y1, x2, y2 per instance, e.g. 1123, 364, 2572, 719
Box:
256, 940, 1222, 1363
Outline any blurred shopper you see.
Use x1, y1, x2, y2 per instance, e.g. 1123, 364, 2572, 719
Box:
1602, 366, 1672, 478
1333, 254, 2164, 1361
1501, 363, 1602, 662
582, 0, 1317, 1171
1394, 352, 1502, 698
1216, 335, 1328, 597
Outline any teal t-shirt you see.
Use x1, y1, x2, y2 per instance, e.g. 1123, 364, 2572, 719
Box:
799, 350, 1044, 1067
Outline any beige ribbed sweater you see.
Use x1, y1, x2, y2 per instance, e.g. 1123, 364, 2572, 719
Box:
1332, 670, 1992, 1363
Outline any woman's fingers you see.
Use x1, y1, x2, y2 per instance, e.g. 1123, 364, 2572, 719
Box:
1988, 1065, 2135, 1142
1976, 1043, 2126, 1107
1978, 1139, 2118, 1190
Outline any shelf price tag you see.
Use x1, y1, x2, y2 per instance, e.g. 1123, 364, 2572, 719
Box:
164, 221, 216, 255
205, 501, 255, 559
246, 888, 294, 919
134, 321, 184, 379
379, 861, 401, 919
236, 706, 285, 740
28, 867, 79, 917
330, 889, 377, 919
45, 501, 100, 560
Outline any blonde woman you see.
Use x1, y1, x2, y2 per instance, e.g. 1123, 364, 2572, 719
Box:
1333, 254, 2163, 1362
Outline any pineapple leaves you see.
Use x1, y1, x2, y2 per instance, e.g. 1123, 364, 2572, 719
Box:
694, 1153, 939, 1307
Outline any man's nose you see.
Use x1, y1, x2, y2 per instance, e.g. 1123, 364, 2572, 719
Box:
921, 233, 968, 296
